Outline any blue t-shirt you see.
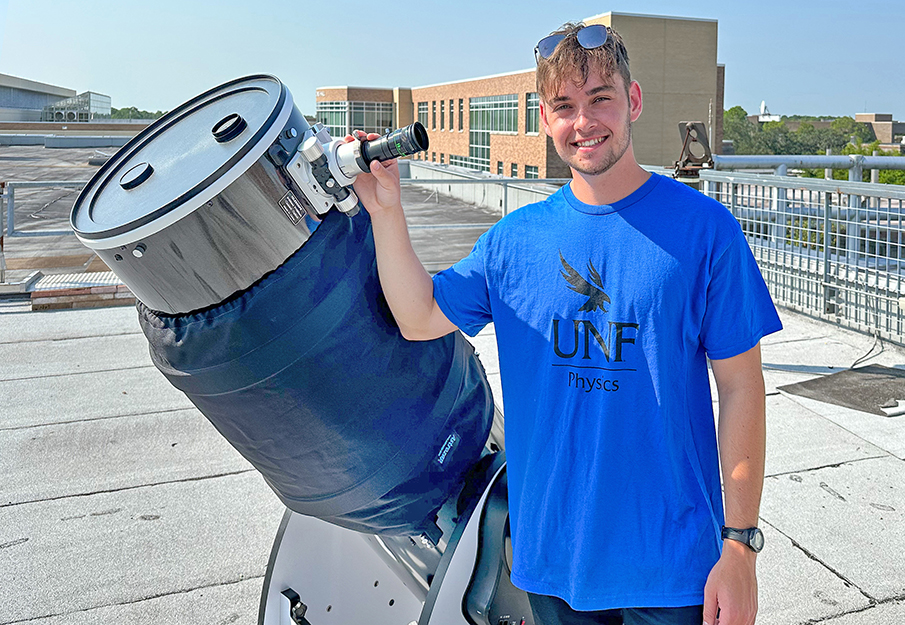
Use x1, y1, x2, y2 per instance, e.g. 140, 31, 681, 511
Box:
432, 173, 782, 610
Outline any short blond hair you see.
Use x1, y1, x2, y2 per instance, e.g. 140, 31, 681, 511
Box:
536, 22, 631, 102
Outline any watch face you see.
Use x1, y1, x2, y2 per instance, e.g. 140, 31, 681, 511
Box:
751, 528, 765, 552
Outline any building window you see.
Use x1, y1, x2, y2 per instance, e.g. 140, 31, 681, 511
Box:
315, 101, 348, 138
449, 99, 454, 131
526, 92, 540, 134
472, 94, 518, 133
440, 100, 445, 130
432, 101, 437, 130
315, 101, 393, 138
525, 165, 539, 179
458, 99, 464, 131
418, 102, 428, 128
497, 161, 503, 175
440, 153, 445, 164
432, 151, 436, 162
466, 94, 518, 172
511, 163, 518, 178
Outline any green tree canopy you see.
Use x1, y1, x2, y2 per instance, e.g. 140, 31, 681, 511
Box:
724, 108, 902, 185
830, 116, 876, 144
723, 110, 876, 157
800, 141, 905, 185
111, 107, 167, 120
723, 106, 758, 154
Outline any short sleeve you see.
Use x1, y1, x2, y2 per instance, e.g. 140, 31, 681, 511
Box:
701, 230, 782, 359
432, 234, 494, 337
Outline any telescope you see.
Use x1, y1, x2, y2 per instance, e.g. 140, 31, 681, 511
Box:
70, 75, 534, 625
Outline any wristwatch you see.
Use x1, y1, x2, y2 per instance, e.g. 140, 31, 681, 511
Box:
721, 526, 765, 553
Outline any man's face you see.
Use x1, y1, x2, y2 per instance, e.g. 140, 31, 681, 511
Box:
540, 69, 642, 177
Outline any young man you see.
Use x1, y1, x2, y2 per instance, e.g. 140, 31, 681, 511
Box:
351, 22, 781, 625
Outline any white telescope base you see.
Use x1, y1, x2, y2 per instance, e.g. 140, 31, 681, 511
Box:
258, 461, 520, 625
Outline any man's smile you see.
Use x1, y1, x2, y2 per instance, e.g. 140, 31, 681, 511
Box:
573, 136, 607, 148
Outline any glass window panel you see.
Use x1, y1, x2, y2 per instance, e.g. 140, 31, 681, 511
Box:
526, 92, 540, 133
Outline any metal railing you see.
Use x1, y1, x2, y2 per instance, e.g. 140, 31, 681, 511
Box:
4, 181, 85, 237
6, 167, 905, 346
401, 177, 569, 217
712, 154, 905, 183
701, 170, 905, 345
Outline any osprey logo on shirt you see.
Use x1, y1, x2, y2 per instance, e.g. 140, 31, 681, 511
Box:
559, 253, 611, 313
553, 252, 639, 371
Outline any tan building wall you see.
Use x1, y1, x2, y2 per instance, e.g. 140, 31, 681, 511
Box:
715, 64, 724, 154
585, 12, 719, 166
315, 87, 394, 104
394, 88, 414, 128
855, 113, 905, 144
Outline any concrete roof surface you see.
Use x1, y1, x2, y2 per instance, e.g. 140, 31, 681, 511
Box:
2, 303, 905, 625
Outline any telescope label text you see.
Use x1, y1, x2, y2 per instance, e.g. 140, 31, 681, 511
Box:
279, 191, 306, 225
435, 431, 460, 467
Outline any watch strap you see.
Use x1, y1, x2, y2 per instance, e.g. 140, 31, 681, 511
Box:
721, 526, 764, 552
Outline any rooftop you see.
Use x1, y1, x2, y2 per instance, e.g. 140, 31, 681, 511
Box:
1, 147, 904, 625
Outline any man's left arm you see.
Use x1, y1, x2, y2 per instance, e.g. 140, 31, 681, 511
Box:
703, 342, 766, 625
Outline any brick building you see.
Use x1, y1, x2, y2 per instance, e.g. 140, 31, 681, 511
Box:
316, 12, 723, 176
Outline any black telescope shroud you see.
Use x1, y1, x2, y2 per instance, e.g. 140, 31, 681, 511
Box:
137, 209, 493, 536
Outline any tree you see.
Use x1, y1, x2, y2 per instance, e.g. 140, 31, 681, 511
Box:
111, 107, 167, 120
753, 120, 802, 155
800, 140, 905, 185
723, 108, 879, 158
724, 106, 902, 185
829, 116, 875, 144
723, 106, 758, 154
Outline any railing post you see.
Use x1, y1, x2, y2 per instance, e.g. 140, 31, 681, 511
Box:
823, 192, 833, 314
871, 150, 880, 210
6, 183, 14, 237
502, 181, 509, 217
849, 154, 863, 183
847, 155, 863, 264
775, 165, 788, 247
825, 148, 833, 180
0, 182, 5, 284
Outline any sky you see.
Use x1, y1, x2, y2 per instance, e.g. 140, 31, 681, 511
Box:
1, 0, 902, 120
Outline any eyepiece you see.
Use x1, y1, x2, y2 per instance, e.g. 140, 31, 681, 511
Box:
360, 122, 429, 166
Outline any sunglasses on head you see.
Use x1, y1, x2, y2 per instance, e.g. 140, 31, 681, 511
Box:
534, 24, 609, 63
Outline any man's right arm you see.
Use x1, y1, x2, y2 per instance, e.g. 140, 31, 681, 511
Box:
350, 137, 458, 341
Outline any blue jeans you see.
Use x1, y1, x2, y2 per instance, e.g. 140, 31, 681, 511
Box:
527, 592, 704, 625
